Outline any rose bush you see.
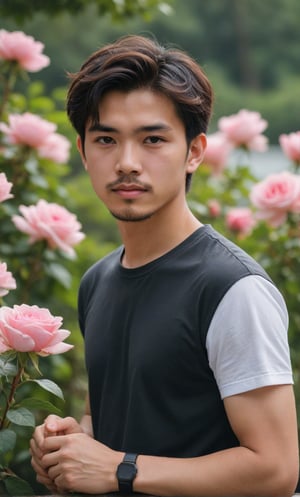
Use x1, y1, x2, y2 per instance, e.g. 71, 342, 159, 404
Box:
0, 305, 73, 495
0, 29, 84, 495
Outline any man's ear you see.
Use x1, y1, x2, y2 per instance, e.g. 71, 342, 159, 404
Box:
186, 133, 207, 174
76, 136, 88, 170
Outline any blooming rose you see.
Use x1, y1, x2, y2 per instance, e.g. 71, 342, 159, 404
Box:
0, 304, 73, 355
0, 29, 50, 72
12, 199, 85, 257
226, 207, 256, 236
0, 172, 13, 203
37, 132, 71, 164
0, 112, 56, 148
279, 131, 300, 164
207, 199, 221, 218
0, 262, 17, 297
250, 171, 300, 227
203, 132, 233, 175
218, 109, 268, 151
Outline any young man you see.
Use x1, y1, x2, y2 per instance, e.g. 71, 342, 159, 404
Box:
30, 35, 299, 496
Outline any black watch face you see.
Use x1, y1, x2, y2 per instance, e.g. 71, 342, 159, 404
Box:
117, 462, 137, 480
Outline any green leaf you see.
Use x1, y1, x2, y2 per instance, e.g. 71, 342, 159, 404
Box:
19, 397, 62, 415
0, 429, 17, 453
45, 262, 72, 288
4, 475, 34, 496
31, 378, 64, 400
27, 352, 41, 374
0, 358, 18, 378
6, 407, 35, 427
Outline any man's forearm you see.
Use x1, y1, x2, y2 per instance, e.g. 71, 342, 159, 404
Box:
134, 446, 296, 497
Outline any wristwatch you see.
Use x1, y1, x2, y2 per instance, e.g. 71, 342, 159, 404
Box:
116, 452, 138, 494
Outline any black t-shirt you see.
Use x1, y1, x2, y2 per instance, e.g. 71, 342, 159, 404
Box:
78, 225, 271, 456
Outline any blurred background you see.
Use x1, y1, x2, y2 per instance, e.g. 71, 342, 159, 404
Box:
1, 0, 299, 492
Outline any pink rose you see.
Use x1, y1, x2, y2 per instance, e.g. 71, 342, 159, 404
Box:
12, 199, 85, 257
0, 112, 56, 148
226, 207, 256, 236
0, 172, 13, 203
0, 262, 17, 297
203, 132, 233, 175
207, 199, 221, 218
279, 131, 300, 164
250, 171, 300, 227
0, 304, 73, 355
0, 30, 50, 72
37, 132, 71, 164
218, 109, 268, 151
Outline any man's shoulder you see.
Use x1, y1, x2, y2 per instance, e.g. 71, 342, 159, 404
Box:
199, 225, 271, 283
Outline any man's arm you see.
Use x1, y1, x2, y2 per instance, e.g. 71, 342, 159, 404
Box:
41, 384, 298, 497
134, 384, 298, 497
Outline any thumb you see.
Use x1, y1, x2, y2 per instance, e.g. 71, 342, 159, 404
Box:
45, 415, 81, 436
44, 415, 62, 436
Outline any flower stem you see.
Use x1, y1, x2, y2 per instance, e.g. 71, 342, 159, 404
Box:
0, 362, 24, 430
0, 63, 17, 119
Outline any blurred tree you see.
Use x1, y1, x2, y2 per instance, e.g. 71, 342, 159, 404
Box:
0, 0, 173, 23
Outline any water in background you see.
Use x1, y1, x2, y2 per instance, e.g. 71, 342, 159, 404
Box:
230, 145, 290, 179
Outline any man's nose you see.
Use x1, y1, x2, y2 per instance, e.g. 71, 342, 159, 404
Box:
115, 143, 142, 175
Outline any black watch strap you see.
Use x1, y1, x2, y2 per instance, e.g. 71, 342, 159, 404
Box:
124, 453, 137, 464
117, 452, 138, 494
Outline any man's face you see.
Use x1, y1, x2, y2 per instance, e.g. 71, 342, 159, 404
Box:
77, 88, 205, 223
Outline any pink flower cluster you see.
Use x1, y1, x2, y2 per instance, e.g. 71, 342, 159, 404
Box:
0, 172, 13, 203
203, 109, 268, 175
250, 171, 300, 227
226, 207, 256, 236
279, 131, 300, 164
0, 304, 73, 355
203, 133, 233, 176
219, 110, 268, 152
0, 112, 71, 164
0, 29, 50, 72
13, 199, 85, 257
0, 262, 16, 297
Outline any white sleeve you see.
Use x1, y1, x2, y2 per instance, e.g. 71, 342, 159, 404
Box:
206, 274, 293, 399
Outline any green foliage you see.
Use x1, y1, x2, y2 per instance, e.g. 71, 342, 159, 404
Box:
1, 0, 299, 142
0, 0, 172, 23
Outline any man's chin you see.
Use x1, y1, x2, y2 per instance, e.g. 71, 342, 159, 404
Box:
110, 209, 153, 222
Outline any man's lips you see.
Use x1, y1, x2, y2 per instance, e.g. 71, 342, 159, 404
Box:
111, 183, 148, 198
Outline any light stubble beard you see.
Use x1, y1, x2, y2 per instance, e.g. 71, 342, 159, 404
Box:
109, 207, 154, 222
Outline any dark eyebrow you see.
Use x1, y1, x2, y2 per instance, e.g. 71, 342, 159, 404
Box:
88, 123, 117, 133
88, 122, 172, 133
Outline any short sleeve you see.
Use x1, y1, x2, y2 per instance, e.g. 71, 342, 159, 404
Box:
206, 275, 293, 399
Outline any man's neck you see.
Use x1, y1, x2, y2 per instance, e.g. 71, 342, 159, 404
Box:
118, 207, 202, 269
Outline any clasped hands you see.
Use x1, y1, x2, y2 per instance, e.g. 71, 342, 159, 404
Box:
30, 415, 122, 494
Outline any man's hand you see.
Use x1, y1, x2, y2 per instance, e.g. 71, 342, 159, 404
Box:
41, 432, 123, 494
30, 415, 83, 493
